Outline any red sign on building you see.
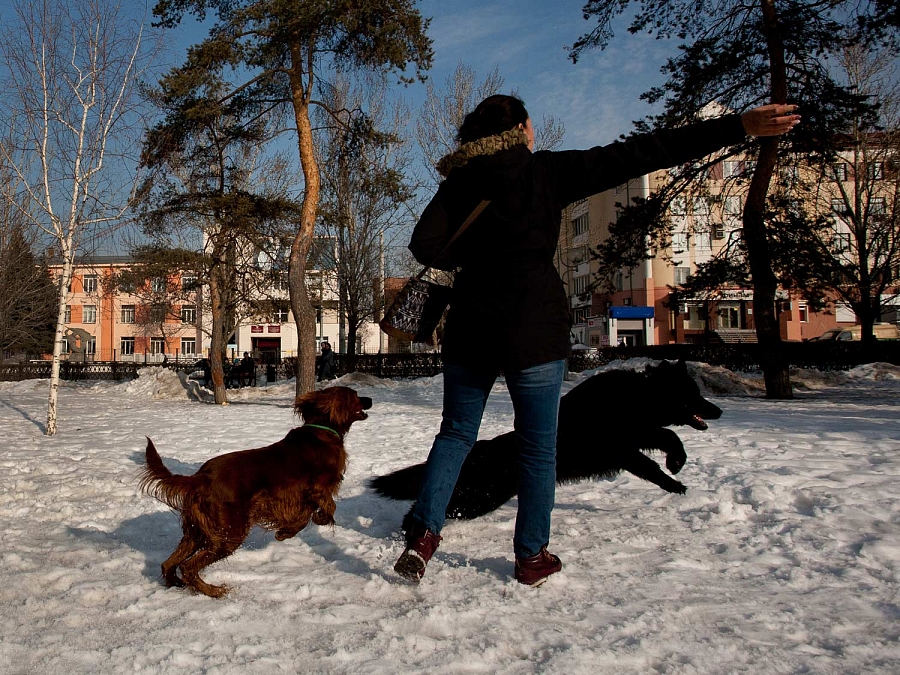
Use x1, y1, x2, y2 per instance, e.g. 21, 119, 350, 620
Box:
251, 325, 263, 333
267, 325, 280, 333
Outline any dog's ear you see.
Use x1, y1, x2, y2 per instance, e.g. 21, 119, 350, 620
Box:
293, 391, 321, 421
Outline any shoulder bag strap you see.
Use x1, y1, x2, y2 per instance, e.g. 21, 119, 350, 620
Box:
415, 199, 491, 280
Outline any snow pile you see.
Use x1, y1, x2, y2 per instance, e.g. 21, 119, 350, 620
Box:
124, 366, 207, 401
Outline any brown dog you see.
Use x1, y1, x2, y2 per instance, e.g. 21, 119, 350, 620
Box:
139, 386, 372, 597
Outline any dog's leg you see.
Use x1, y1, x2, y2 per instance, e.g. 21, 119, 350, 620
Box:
634, 428, 688, 475
311, 495, 336, 527
178, 539, 243, 598
160, 533, 200, 588
619, 451, 687, 494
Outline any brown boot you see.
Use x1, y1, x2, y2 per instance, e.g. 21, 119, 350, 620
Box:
515, 546, 562, 586
394, 528, 442, 582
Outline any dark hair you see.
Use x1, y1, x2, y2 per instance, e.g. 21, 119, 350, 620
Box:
457, 94, 529, 145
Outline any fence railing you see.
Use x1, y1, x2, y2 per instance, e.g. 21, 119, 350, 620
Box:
3, 342, 898, 383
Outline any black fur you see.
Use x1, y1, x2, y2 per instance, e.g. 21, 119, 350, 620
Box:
369, 360, 722, 524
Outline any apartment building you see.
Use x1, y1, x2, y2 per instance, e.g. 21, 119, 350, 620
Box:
47, 252, 381, 363
47, 256, 203, 362
556, 148, 898, 347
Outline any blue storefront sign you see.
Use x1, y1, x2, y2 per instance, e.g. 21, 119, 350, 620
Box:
609, 306, 654, 319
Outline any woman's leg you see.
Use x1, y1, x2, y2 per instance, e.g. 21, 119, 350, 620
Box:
407, 363, 497, 534
504, 359, 566, 559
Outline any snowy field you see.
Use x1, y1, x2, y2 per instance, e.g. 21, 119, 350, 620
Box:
1, 360, 899, 675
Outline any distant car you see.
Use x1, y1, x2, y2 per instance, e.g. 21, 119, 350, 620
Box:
571, 343, 599, 355
811, 323, 900, 341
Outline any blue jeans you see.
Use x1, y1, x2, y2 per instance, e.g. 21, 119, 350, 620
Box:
409, 360, 566, 558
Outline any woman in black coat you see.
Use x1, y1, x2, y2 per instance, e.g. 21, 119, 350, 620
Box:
394, 95, 799, 586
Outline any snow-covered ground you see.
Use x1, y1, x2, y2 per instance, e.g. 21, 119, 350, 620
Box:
1, 361, 899, 674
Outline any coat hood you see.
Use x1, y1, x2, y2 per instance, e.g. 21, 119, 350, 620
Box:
435, 127, 530, 178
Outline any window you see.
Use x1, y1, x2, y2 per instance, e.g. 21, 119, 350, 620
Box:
119, 278, 135, 294
833, 232, 851, 253
868, 161, 884, 181
573, 275, 590, 295
151, 277, 166, 293
724, 196, 743, 216
832, 162, 848, 181
670, 197, 687, 216
780, 165, 800, 184
181, 305, 197, 324
672, 232, 688, 254
572, 307, 590, 324
572, 213, 589, 236
673, 266, 691, 285
149, 304, 167, 323
120, 337, 135, 356
85, 338, 96, 355
82, 305, 97, 324
181, 337, 196, 355
121, 305, 135, 323
831, 198, 849, 215
83, 274, 98, 293
274, 308, 289, 323
64, 305, 71, 323
181, 274, 198, 290
713, 223, 726, 240
723, 160, 741, 178
798, 303, 809, 323
307, 272, 323, 299
870, 197, 887, 216
151, 338, 166, 355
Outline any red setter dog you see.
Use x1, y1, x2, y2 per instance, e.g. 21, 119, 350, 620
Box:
139, 386, 372, 597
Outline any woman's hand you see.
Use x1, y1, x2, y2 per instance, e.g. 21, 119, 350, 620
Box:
741, 104, 800, 137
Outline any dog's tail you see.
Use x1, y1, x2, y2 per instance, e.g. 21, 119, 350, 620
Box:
368, 464, 425, 501
139, 437, 195, 511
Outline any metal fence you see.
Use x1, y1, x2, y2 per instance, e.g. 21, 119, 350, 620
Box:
3, 341, 898, 383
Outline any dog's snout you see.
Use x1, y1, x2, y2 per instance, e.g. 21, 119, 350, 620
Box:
360, 396, 373, 410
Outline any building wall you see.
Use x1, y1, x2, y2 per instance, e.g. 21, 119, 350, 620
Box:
554, 161, 880, 346
48, 259, 202, 362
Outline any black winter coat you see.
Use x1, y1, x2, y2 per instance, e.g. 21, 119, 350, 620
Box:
409, 114, 747, 371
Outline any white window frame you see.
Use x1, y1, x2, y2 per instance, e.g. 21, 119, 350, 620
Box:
150, 337, 166, 355
82, 305, 97, 324
121, 305, 135, 324
181, 305, 197, 324
673, 266, 691, 286
180, 337, 197, 355
83, 274, 98, 293
151, 277, 167, 293
120, 337, 135, 356
572, 213, 589, 236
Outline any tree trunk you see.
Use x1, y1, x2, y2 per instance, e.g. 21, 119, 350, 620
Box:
209, 255, 228, 404
288, 46, 320, 397
46, 243, 75, 436
744, 0, 792, 399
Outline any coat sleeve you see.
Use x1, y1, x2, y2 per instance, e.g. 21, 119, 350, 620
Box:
547, 114, 747, 207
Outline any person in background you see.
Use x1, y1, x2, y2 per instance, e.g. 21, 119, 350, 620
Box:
239, 351, 255, 387
317, 342, 336, 381
394, 94, 800, 586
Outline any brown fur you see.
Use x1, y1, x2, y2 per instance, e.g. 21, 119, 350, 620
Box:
139, 386, 372, 598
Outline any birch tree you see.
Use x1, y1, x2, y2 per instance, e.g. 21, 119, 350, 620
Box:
0, 0, 150, 434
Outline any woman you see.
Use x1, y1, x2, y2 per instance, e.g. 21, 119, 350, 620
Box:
395, 95, 799, 585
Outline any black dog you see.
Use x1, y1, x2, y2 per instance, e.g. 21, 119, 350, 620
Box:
369, 360, 722, 523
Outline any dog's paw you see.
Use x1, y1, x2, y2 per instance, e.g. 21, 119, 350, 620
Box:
668, 481, 687, 495
275, 528, 299, 541
666, 452, 687, 475
312, 509, 335, 527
